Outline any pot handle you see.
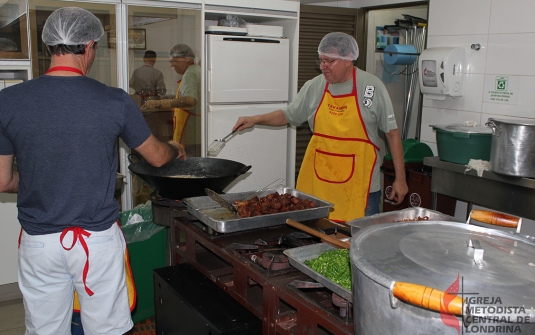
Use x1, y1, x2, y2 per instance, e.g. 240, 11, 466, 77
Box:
390, 281, 466, 317
467, 209, 522, 234
235, 165, 252, 177
485, 120, 501, 136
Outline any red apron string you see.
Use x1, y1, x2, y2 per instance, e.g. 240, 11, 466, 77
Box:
60, 227, 94, 296
18, 228, 22, 248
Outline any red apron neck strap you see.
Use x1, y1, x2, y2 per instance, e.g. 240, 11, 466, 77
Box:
46, 66, 84, 76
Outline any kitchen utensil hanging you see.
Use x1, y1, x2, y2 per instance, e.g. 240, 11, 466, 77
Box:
207, 131, 235, 156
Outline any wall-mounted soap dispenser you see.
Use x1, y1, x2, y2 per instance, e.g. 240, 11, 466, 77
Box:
418, 47, 465, 100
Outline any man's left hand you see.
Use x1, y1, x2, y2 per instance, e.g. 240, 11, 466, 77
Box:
389, 179, 408, 205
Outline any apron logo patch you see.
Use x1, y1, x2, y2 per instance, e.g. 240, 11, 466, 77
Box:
364, 86, 375, 98
327, 103, 347, 116
363, 98, 373, 107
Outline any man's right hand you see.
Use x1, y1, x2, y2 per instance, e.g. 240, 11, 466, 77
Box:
232, 110, 288, 132
168, 141, 186, 161
135, 135, 185, 167
232, 116, 256, 132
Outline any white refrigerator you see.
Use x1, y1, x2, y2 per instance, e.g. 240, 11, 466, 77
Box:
205, 34, 291, 192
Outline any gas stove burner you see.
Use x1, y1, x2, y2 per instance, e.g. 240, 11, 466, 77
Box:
287, 279, 353, 323
251, 250, 291, 271
228, 236, 312, 276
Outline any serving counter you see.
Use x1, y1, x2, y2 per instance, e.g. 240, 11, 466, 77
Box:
424, 156, 535, 220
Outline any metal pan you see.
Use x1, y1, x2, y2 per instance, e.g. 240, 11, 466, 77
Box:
182, 187, 333, 233
284, 243, 352, 301
128, 156, 251, 200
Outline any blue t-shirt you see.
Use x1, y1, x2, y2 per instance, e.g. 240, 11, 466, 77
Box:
0, 75, 152, 235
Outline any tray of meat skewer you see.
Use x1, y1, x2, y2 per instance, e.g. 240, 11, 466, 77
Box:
182, 187, 334, 233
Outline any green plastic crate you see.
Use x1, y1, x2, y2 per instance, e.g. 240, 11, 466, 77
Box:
435, 129, 492, 165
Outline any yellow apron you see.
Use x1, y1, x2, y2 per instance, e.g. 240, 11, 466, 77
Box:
173, 80, 192, 143
296, 68, 378, 222
73, 223, 136, 313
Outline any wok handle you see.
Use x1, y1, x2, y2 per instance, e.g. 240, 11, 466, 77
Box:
127, 153, 143, 164
468, 209, 522, 233
286, 219, 350, 249
392, 281, 464, 316
235, 165, 252, 177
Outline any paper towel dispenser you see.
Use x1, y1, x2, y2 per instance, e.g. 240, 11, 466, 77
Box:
418, 47, 465, 100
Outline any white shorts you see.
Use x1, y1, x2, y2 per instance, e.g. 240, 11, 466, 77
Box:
18, 223, 133, 335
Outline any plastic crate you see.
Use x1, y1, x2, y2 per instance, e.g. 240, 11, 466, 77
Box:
435, 128, 491, 165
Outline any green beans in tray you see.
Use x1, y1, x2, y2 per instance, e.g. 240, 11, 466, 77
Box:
304, 248, 352, 290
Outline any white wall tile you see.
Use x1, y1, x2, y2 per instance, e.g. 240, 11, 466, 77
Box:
422, 73, 485, 113
489, 0, 535, 34
426, 35, 488, 74
486, 33, 535, 75
420, 106, 439, 143
428, 0, 491, 36
481, 76, 535, 119
421, 140, 438, 155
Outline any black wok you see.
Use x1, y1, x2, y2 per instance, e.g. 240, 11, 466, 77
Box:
128, 156, 251, 200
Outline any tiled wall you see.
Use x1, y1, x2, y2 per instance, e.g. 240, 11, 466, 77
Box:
423, 0, 535, 233
421, 0, 535, 154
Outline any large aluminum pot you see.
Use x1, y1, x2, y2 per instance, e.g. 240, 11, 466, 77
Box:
350, 210, 535, 335
486, 118, 535, 178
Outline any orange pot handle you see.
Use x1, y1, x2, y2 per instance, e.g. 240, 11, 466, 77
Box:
392, 281, 465, 316
468, 209, 522, 233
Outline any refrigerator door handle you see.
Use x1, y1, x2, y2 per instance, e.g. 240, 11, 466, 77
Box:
207, 69, 212, 97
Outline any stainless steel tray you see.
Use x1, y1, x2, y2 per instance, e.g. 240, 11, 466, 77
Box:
283, 243, 352, 301
182, 187, 333, 233
347, 207, 463, 236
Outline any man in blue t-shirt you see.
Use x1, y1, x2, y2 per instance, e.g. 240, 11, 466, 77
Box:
0, 7, 186, 334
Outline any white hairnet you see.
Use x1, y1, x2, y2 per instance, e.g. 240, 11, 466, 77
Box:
169, 44, 195, 59
42, 7, 104, 46
318, 32, 359, 61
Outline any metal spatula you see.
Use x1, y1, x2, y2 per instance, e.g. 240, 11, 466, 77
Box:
207, 131, 234, 156
204, 188, 238, 214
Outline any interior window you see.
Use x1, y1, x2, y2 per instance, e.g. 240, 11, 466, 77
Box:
0, 0, 29, 59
